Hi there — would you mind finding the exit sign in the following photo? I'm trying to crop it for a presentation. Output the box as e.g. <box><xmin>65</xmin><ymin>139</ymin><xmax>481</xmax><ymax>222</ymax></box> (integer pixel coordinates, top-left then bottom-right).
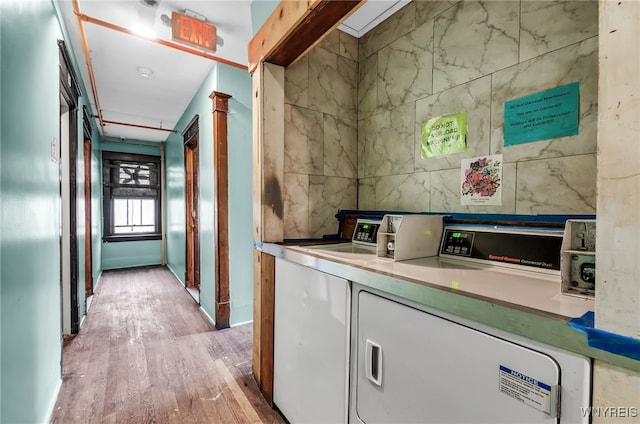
<box><xmin>171</xmin><ymin>12</ymin><xmax>217</xmax><ymax>53</ymax></box>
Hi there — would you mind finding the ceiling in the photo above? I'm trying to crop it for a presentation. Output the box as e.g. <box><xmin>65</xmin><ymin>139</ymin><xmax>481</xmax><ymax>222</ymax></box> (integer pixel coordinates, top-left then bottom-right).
<box><xmin>58</xmin><ymin>0</ymin><xmax>410</xmax><ymax>143</ymax></box>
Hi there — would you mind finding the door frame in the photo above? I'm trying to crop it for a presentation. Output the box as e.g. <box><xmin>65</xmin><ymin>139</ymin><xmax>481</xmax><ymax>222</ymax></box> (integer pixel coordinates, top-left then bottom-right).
<box><xmin>82</xmin><ymin>138</ymin><xmax>92</xmax><ymax>297</ymax></box>
<box><xmin>183</xmin><ymin>115</ymin><xmax>200</xmax><ymax>293</ymax></box>
<box><xmin>83</xmin><ymin>106</ymin><xmax>93</xmax><ymax>298</ymax></box>
<box><xmin>59</xmin><ymin>40</ymin><xmax>81</xmax><ymax>335</ymax></box>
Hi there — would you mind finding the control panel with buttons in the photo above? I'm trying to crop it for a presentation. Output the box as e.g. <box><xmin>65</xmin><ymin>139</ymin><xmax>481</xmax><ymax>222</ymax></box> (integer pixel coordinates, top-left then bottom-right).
<box><xmin>441</xmin><ymin>230</ymin><xmax>474</xmax><ymax>257</ymax></box>
<box><xmin>352</xmin><ymin>220</ymin><xmax>380</xmax><ymax>245</ymax></box>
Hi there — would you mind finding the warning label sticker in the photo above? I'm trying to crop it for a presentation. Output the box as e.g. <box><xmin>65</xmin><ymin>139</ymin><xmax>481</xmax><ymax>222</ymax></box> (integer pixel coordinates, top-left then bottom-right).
<box><xmin>499</xmin><ymin>365</ymin><xmax>556</xmax><ymax>415</ymax></box>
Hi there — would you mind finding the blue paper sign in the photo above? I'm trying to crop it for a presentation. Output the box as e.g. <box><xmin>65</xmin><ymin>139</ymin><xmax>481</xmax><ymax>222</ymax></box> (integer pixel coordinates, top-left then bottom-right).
<box><xmin>503</xmin><ymin>82</ymin><xmax>579</xmax><ymax>146</ymax></box>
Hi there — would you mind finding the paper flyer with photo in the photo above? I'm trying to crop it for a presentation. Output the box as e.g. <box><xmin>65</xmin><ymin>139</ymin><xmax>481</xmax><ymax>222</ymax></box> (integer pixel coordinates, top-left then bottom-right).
<box><xmin>460</xmin><ymin>154</ymin><xmax>503</xmax><ymax>206</ymax></box>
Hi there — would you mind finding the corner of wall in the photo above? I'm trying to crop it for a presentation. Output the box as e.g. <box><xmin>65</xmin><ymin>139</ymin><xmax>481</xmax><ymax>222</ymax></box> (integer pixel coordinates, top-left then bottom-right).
<box><xmin>166</xmin><ymin>263</ymin><xmax>186</xmax><ymax>288</ymax></box>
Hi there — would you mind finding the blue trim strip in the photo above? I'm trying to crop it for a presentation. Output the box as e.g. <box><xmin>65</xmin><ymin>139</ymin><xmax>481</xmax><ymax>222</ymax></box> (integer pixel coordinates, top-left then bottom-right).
<box><xmin>568</xmin><ymin>312</ymin><xmax>640</xmax><ymax>361</ymax></box>
<box><xmin>335</xmin><ymin>210</ymin><xmax>595</xmax><ymax>223</ymax></box>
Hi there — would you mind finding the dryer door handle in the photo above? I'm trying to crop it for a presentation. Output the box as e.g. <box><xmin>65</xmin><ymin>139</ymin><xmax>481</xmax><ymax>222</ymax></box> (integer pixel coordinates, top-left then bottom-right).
<box><xmin>365</xmin><ymin>339</ymin><xmax>382</xmax><ymax>387</ymax></box>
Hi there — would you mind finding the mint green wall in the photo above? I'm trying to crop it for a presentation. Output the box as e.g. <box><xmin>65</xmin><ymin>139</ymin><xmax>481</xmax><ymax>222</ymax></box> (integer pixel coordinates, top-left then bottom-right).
<box><xmin>219</xmin><ymin>65</ymin><xmax>255</xmax><ymax>325</ymax></box>
<box><xmin>91</xmin><ymin>126</ymin><xmax>103</xmax><ymax>288</ymax></box>
<box><xmin>1</xmin><ymin>1</ymin><xmax>64</xmax><ymax>422</ymax></box>
<box><xmin>102</xmin><ymin>240</ymin><xmax>162</xmax><ymax>270</ymax></box>
<box><xmin>166</xmin><ymin>68</ymin><xmax>217</xmax><ymax>314</ymax></box>
<box><xmin>250</xmin><ymin>0</ymin><xmax>279</xmax><ymax>35</ymax></box>
<box><xmin>100</xmin><ymin>141</ymin><xmax>163</xmax><ymax>270</ymax></box>
<box><xmin>0</xmin><ymin>0</ymin><xmax>100</xmax><ymax>420</ymax></box>
<box><xmin>165</xmin><ymin>129</ymin><xmax>187</xmax><ymax>283</ymax></box>
<box><xmin>165</xmin><ymin>63</ymin><xmax>254</xmax><ymax>325</ymax></box>
<box><xmin>51</xmin><ymin>0</ymin><xmax>103</xmax><ymax>305</ymax></box>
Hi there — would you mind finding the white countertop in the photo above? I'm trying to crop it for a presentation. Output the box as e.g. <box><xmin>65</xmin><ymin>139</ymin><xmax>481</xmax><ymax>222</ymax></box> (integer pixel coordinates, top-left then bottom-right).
<box><xmin>286</xmin><ymin>244</ymin><xmax>594</xmax><ymax>320</ymax></box>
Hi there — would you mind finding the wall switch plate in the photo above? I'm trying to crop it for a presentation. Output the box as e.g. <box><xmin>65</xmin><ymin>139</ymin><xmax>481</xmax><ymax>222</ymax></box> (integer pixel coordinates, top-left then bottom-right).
<box><xmin>51</xmin><ymin>137</ymin><xmax>58</xmax><ymax>163</ymax></box>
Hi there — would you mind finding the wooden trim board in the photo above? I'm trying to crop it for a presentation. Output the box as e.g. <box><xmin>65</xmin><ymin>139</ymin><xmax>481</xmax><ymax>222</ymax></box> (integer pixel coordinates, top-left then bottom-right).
<box><xmin>248</xmin><ymin>0</ymin><xmax>365</xmax><ymax>72</ymax></box>
<box><xmin>211</xmin><ymin>91</ymin><xmax>232</xmax><ymax>329</ymax></box>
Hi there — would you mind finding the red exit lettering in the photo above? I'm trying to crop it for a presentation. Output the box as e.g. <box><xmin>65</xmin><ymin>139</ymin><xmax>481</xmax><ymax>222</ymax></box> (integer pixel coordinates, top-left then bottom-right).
<box><xmin>171</xmin><ymin>12</ymin><xmax>217</xmax><ymax>52</ymax></box>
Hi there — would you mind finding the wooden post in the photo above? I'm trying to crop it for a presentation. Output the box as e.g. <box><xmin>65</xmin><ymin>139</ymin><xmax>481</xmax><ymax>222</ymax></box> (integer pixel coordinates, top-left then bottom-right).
<box><xmin>252</xmin><ymin>62</ymin><xmax>285</xmax><ymax>404</ymax></box>
<box><xmin>248</xmin><ymin>0</ymin><xmax>364</xmax><ymax>404</ymax></box>
<box><xmin>211</xmin><ymin>91</ymin><xmax>232</xmax><ymax>329</ymax></box>
<box><xmin>83</xmin><ymin>138</ymin><xmax>93</xmax><ymax>297</ymax></box>
<box><xmin>253</xmin><ymin>251</ymin><xmax>275</xmax><ymax>404</ymax></box>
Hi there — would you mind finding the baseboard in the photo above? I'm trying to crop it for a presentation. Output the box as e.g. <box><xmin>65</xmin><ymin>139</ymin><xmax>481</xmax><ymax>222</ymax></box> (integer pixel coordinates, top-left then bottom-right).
<box><xmin>167</xmin><ymin>264</ymin><xmax>186</xmax><ymax>287</ymax></box>
<box><xmin>93</xmin><ymin>269</ymin><xmax>103</xmax><ymax>291</ymax></box>
<box><xmin>44</xmin><ymin>377</ymin><xmax>63</xmax><ymax>424</ymax></box>
<box><xmin>102</xmin><ymin>261</ymin><xmax>162</xmax><ymax>271</ymax></box>
<box><xmin>231</xmin><ymin>319</ymin><xmax>253</xmax><ymax>328</ymax></box>
<box><xmin>200</xmin><ymin>306</ymin><xmax>216</xmax><ymax>327</ymax></box>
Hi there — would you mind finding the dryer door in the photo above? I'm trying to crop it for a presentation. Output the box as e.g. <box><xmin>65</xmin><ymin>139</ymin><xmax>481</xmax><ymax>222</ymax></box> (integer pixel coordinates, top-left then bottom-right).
<box><xmin>354</xmin><ymin>291</ymin><xmax>561</xmax><ymax>424</ymax></box>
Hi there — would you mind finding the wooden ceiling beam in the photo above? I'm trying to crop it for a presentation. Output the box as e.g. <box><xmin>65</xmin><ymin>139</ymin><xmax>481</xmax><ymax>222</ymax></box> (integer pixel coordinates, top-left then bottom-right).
<box><xmin>248</xmin><ymin>0</ymin><xmax>365</xmax><ymax>73</ymax></box>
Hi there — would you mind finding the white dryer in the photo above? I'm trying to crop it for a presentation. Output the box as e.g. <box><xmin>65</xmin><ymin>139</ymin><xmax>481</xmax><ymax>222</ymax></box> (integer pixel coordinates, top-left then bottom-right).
<box><xmin>349</xmin><ymin>285</ymin><xmax>591</xmax><ymax>424</ymax></box>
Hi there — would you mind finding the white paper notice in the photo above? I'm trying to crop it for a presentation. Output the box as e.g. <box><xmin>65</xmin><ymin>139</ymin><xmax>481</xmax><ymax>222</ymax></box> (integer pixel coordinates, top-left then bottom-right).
<box><xmin>499</xmin><ymin>365</ymin><xmax>557</xmax><ymax>416</ymax></box>
<box><xmin>461</xmin><ymin>154</ymin><xmax>503</xmax><ymax>206</ymax></box>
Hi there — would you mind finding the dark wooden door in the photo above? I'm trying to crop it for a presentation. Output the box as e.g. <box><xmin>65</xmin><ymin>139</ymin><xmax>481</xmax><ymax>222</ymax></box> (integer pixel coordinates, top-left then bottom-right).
<box><xmin>184</xmin><ymin>116</ymin><xmax>200</xmax><ymax>291</ymax></box>
<box><xmin>83</xmin><ymin>138</ymin><xmax>93</xmax><ymax>297</ymax></box>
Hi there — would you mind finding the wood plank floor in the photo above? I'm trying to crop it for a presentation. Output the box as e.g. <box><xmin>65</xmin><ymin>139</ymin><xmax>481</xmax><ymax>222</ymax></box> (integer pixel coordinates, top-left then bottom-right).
<box><xmin>51</xmin><ymin>266</ymin><xmax>284</xmax><ymax>424</ymax></box>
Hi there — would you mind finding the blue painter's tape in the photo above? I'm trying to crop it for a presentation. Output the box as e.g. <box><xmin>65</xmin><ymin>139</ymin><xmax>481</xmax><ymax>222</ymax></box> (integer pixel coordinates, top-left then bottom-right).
<box><xmin>254</xmin><ymin>241</ymin><xmax>263</xmax><ymax>251</ymax></box>
<box><xmin>568</xmin><ymin>311</ymin><xmax>640</xmax><ymax>361</ymax></box>
<box><xmin>567</xmin><ymin>311</ymin><xmax>595</xmax><ymax>330</ymax></box>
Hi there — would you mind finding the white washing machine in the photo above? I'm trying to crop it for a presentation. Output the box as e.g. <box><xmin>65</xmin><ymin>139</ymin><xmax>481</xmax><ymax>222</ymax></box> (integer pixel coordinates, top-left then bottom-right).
<box><xmin>349</xmin><ymin>285</ymin><xmax>591</xmax><ymax>424</ymax></box>
<box><xmin>274</xmin><ymin>258</ymin><xmax>351</xmax><ymax>424</ymax></box>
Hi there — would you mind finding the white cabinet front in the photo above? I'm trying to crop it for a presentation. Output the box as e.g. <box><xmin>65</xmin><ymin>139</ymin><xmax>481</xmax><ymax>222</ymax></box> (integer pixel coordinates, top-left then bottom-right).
<box><xmin>274</xmin><ymin>258</ymin><xmax>350</xmax><ymax>423</ymax></box>
<box><xmin>353</xmin><ymin>291</ymin><xmax>563</xmax><ymax>424</ymax></box>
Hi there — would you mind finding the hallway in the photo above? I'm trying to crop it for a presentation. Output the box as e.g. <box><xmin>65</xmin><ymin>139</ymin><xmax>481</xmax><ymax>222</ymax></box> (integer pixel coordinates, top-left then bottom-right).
<box><xmin>50</xmin><ymin>267</ymin><xmax>283</xmax><ymax>423</ymax></box>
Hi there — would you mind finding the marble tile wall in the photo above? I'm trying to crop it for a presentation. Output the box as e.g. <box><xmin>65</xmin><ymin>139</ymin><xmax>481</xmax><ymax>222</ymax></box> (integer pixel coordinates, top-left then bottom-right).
<box><xmin>283</xmin><ymin>0</ymin><xmax>598</xmax><ymax>238</ymax></box>
<box><xmin>284</xmin><ymin>30</ymin><xmax>359</xmax><ymax>238</ymax></box>
<box><xmin>358</xmin><ymin>0</ymin><xmax>598</xmax><ymax>215</ymax></box>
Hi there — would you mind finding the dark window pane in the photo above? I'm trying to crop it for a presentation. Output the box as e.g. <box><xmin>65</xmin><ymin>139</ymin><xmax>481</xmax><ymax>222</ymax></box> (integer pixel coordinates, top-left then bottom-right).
<box><xmin>102</xmin><ymin>151</ymin><xmax>161</xmax><ymax>241</ymax></box>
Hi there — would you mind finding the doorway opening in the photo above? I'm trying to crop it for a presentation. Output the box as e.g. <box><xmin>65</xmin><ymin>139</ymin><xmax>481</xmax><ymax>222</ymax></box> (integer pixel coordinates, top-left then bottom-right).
<box><xmin>183</xmin><ymin>115</ymin><xmax>200</xmax><ymax>303</ymax></box>
<box><xmin>83</xmin><ymin>107</ymin><xmax>94</xmax><ymax>309</ymax></box>
<box><xmin>59</xmin><ymin>40</ymin><xmax>80</xmax><ymax>335</ymax></box>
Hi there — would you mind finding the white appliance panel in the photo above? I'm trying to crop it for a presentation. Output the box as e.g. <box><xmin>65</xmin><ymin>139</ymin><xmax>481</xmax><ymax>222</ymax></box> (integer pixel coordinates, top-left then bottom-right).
<box><xmin>355</xmin><ymin>291</ymin><xmax>564</xmax><ymax>424</ymax></box>
<box><xmin>274</xmin><ymin>258</ymin><xmax>350</xmax><ymax>423</ymax></box>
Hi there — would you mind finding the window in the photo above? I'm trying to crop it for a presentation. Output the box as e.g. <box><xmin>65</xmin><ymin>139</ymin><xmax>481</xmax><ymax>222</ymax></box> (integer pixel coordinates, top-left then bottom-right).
<box><xmin>102</xmin><ymin>151</ymin><xmax>161</xmax><ymax>242</ymax></box>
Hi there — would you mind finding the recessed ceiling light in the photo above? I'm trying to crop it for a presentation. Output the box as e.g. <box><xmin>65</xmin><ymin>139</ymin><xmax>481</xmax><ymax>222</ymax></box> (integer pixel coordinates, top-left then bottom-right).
<box><xmin>131</xmin><ymin>24</ymin><xmax>157</xmax><ymax>39</ymax></box>
<box><xmin>136</xmin><ymin>66</ymin><xmax>155</xmax><ymax>78</ymax></box>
